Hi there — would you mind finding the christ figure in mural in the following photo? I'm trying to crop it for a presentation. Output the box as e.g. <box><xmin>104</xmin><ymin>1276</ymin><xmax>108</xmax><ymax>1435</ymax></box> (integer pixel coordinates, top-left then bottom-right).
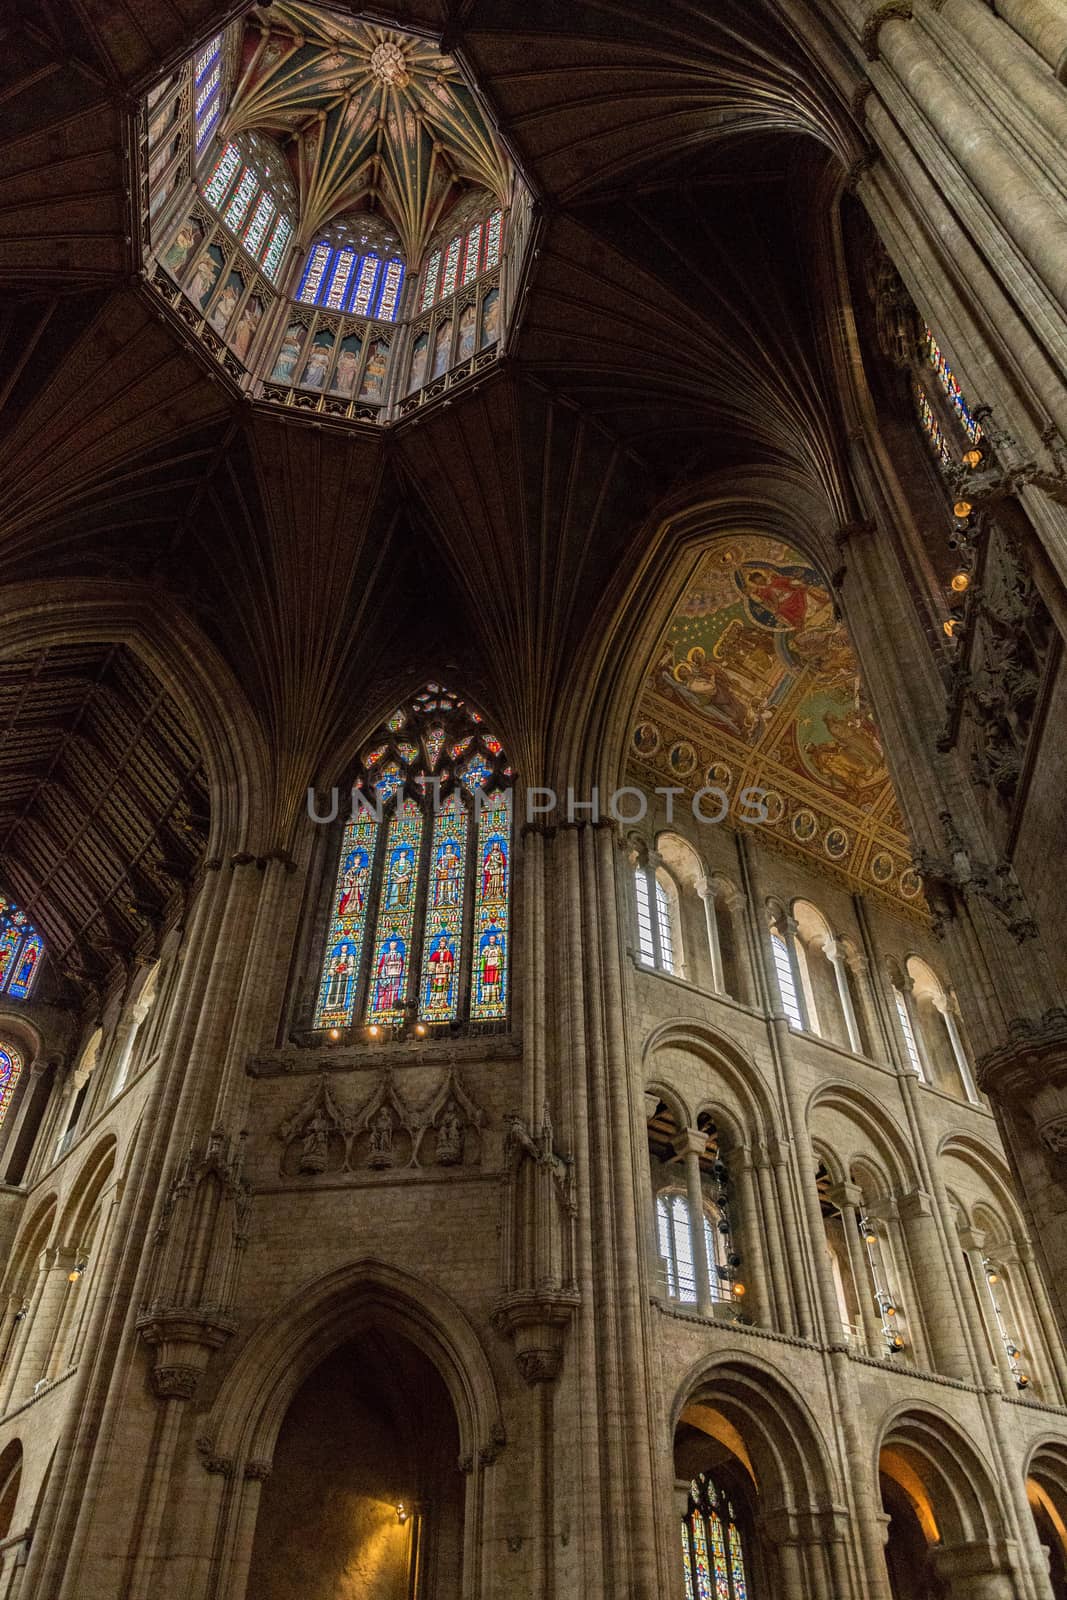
<box><xmin>482</xmin><ymin>839</ymin><xmax>507</xmax><ymax>901</ymax></box>
<box><xmin>479</xmin><ymin>931</ymin><xmax>503</xmax><ymax>1008</ymax></box>
<box><xmin>374</xmin><ymin>939</ymin><xmax>405</xmax><ymax>1011</ymax></box>
<box><xmin>426</xmin><ymin>933</ymin><xmax>455</xmax><ymax>1012</ymax></box>
<box><xmin>433</xmin><ymin>842</ymin><xmax>461</xmax><ymax>907</ymax></box>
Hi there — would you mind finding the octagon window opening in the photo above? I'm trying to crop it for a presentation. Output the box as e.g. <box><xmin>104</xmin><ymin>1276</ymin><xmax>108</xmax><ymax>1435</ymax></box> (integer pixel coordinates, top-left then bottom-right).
<box><xmin>314</xmin><ymin>687</ymin><xmax>514</xmax><ymax>1033</ymax></box>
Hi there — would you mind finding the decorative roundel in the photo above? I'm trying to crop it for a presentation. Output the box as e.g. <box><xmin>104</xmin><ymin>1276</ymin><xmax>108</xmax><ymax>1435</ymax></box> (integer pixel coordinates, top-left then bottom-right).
<box><xmin>871</xmin><ymin>851</ymin><xmax>895</xmax><ymax>884</ymax></box>
<box><xmin>824</xmin><ymin>827</ymin><xmax>850</xmax><ymax>859</ymax></box>
<box><xmin>761</xmin><ymin>790</ymin><xmax>785</xmax><ymax>825</ymax></box>
<box><xmin>899</xmin><ymin>867</ymin><xmax>923</xmax><ymax>899</ymax></box>
<box><xmin>791</xmin><ymin>809</ymin><xmax>817</xmax><ymax>842</ymax></box>
<box><xmin>707</xmin><ymin>761</ymin><xmax>732</xmax><ymax>791</ymax></box>
<box><xmin>632</xmin><ymin>721</ymin><xmax>661</xmax><ymax>756</ymax></box>
<box><xmin>668</xmin><ymin>742</ymin><xmax>697</xmax><ymax>777</ymax></box>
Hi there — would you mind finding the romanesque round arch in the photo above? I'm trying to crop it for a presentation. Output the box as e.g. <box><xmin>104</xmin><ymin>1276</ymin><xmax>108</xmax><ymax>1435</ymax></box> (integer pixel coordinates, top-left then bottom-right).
<box><xmin>644</xmin><ymin>1019</ymin><xmax>781</xmax><ymax>1147</ymax></box>
<box><xmin>806</xmin><ymin>1079</ymin><xmax>918</xmax><ymax>1196</ymax></box>
<box><xmin>875</xmin><ymin>1401</ymin><xmax>1008</xmax><ymax>1548</ymax></box>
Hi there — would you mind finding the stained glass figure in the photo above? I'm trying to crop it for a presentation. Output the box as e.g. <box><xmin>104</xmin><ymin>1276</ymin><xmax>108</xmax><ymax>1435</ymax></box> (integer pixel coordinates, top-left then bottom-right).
<box><xmin>419</xmin><ymin>795</ymin><xmax>468</xmax><ymax>1021</ymax></box>
<box><xmin>397</xmin><ymin>741</ymin><xmax>419</xmax><ymax>765</ymax></box>
<box><xmin>450</xmin><ymin>737</ymin><xmax>472</xmax><ymax>759</ymax></box>
<box><xmin>471</xmin><ymin>793</ymin><xmax>510</xmax><ymax>1020</ymax></box>
<box><xmin>425</xmin><ymin>725</ymin><xmax>446</xmax><ymax>767</ymax></box>
<box><xmin>375</xmin><ymin>762</ymin><xmax>404</xmax><ymax>803</ymax></box>
<box><xmin>681</xmin><ymin>1475</ymin><xmax>749</xmax><ymax>1600</ymax></box>
<box><xmin>914</xmin><ymin>384</ymin><xmax>952</xmax><ymax>472</ymax></box>
<box><xmin>0</xmin><ymin>924</ymin><xmax>22</xmax><ymax>991</ymax></box>
<box><xmin>0</xmin><ymin>897</ymin><xmax>43</xmax><ymax>1000</ymax></box>
<box><xmin>314</xmin><ymin>815</ymin><xmax>379</xmax><ymax>1027</ymax></box>
<box><xmin>7</xmin><ymin>935</ymin><xmax>42</xmax><ymax>1001</ymax></box>
<box><xmin>0</xmin><ymin>1045</ymin><xmax>22</xmax><ymax>1129</ymax></box>
<box><xmin>366</xmin><ymin>798</ymin><xmax>423</xmax><ymax>1022</ymax></box>
<box><xmin>364</xmin><ymin>745</ymin><xmax>387</xmax><ymax>767</ymax></box>
<box><xmin>386</xmin><ymin>709</ymin><xmax>406</xmax><ymax>731</ymax></box>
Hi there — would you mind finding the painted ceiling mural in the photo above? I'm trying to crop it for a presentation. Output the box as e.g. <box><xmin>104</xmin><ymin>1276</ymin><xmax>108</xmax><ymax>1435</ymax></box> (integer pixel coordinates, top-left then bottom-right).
<box><xmin>225</xmin><ymin>3</ymin><xmax>513</xmax><ymax>258</ymax></box>
<box><xmin>629</xmin><ymin>538</ymin><xmax>924</xmax><ymax>911</ymax></box>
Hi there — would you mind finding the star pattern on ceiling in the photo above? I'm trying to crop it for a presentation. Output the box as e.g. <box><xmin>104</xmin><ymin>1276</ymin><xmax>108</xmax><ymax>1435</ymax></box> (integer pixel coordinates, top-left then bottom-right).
<box><xmin>628</xmin><ymin>539</ymin><xmax>924</xmax><ymax>912</ymax></box>
<box><xmin>224</xmin><ymin>3</ymin><xmax>513</xmax><ymax>259</ymax></box>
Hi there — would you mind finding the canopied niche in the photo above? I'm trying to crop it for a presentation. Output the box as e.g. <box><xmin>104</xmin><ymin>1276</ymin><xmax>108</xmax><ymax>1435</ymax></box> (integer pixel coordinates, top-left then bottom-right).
<box><xmin>246</xmin><ymin>1331</ymin><xmax>462</xmax><ymax>1600</ymax></box>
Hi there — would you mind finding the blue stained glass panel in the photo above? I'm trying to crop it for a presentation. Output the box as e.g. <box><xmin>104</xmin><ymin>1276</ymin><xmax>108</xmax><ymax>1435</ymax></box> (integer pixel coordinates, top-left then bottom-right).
<box><xmin>314</xmin><ymin>814</ymin><xmax>379</xmax><ymax>1027</ymax></box>
<box><xmin>367</xmin><ymin>799</ymin><xmax>423</xmax><ymax>1022</ymax></box>
<box><xmin>419</xmin><ymin>796</ymin><xmax>468</xmax><ymax>1022</ymax></box>
<box><xmin>0</xmin><ymin>925</ymin><xmax>21</xmax><ymax>992</ymax></box>
<box><xmin>325</xmin><ymin>247</ymin><xmax>358</xmax><ymax>310</ymax></box>
<box><xmin>375</xmin><ymin>259</ymin><xmax>405</xmax><ymax>322</ymax></box>
<box><xmin>297</xmin><ymin>242</ymin><xmax>332</xmax><ymax>304</ymax></box>
<box><xmin>470</xmin><ymin>794</ymin><xmax>510</xmax><ymax>1020</ymax></box>
<box><xmin>195</xmin><ymin>34</ymin><xmax>222</xmax><ymax>83</ymax></box>
<box><xmin>7</xmin><ymin>933</ymin><xmax>42</xmax><ymax>1001</ymax></box>
<box><xmin>349</xmin><ymin>254</ymin><xmax>381</xmax><ymax>318</ymax></box>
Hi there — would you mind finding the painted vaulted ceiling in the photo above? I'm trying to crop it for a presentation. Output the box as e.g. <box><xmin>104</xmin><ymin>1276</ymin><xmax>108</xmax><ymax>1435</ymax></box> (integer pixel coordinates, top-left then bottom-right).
<box><xmin>225</xmin><ymin>3</ymin><xmax>513</xmax><ymax>257</ymax></box>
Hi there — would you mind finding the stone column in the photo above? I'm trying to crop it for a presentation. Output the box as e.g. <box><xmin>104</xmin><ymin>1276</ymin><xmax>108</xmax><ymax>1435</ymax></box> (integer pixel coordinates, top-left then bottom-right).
<box><xmin>931</xmin><ymin>1539</ymin><xmax>1030</xmax><ymax>1599</ymax></box>
<box><xmin>673</xmin><ymin>1129</ymin><xmax>713</xmax><ymax>1316</ymax></box>
<box><xmin>828</xmin><ymin>1183</ymin><xmax>885</xmax><ymax>1356</ymax></box>
<box><xmin>696</xmin><ymin>881</ymin><xmax>725</xmax><ymax>994</ymax></box>
<box><xmin>725</xmin><ymin>1144</ymin><xmax>770</xmax><ymax>1328</ymax></box>
<box><xmin>900</xmin><ymin>1191</ymin><xmax>974</xmax><ymax>1380</ymax></box>
<box><xmin>1013</xmin><ymin>1237</ymin><xmax>1067</xmax><ymax>1399</ymax></box>
<box><xmin>823</xmin><ymin>939</ymin><xmax>863</xmax><ymax>1054</ymax></box>
<box><xmin>990</xmin><ymin>0</ymin><xmax>1067</xmax><ymax>79</ymax></box>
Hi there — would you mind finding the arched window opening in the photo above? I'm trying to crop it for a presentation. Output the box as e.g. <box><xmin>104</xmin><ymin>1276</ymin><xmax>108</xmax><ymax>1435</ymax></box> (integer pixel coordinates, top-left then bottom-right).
<box><xmin>633</xmin><ymin>863</ymin><xmax>682</xmax><ymax>978</ymax></box>
<box><xmin>296</xmin><ymin>215</ymin><xmax>407</xmax><ymax>323</ymax></box>
<box><xmin>681</xmin><ymin>1472</ymin><xmax>751</xmax><ymax>1600</ymax></box>
<box><xmin>53</xmin><ymin>1029</ymin><xmax>101</xmax><ymax>1164</ymax></box>
<box><xmin>770</xmin><ymin>926</ymin><xmax>803</xmax><ymax>1030</ymax></box>
<box><xmin>893</xmin><ymin>987</ymin><xmax>926</xmax><ymax>1080</ymax></box>
<box><xmin>419</xmin><ymin>207</ymin><xmax>504</xmax><ymax>311</ymax></box>
<box><xmin>817</xmin><ymin>1164</ymin><xmax>863</xmax><ymax>1346</ymax></box>
<box><xmin>0</xmin><ymin>1045</ymin><xmax>22</xmax><ymax>1131</ymax></box>
<box><xmin>647</xmin><ymin>1104</ymin><xmax>743</xmax><ymax>1315</ymax></box>
<box><xmin>0</xmin><ymin>1441</ymin><xmax>22</xmax><ymax>1545</ymax></box>
<box><xmin>980</xmin><ymin>1256</ymin><xmax>1031</xmax><ymax>1390</ymax></box>
<box><xmin>0</xmin><ymin>895</ymin><xmax>44</xmax><ymax>1002</ymax></box>
<box><xmin>200</xmin><ymin>132</ymin><xmax>296</xmax><ymax>284</ymax></box>
<box><xmin>313</xmin><ymin>686</ymin><xmax>513</xmax><ymax>1036</ymax></box>
<box><xmin>1027</xmin><ymin>1456</ymin><xmax>1067</xmax><ymax>1600</ymax></box>
<box><xmin>792</xmin><ymin>901</ymin><xmax>862</xmax><ymax>1053</ymax></box>
<box><xmin>906</xmin><ymin>957</ymin><xmax>978</xmax><ymax>1103</ymax></box>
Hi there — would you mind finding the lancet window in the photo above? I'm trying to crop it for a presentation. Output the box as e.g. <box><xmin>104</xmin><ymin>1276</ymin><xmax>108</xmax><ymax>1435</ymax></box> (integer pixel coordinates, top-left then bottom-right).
<box><xmin>681</xmin><ymin>1472</ymin><xmax>750</xmax><ymax>1600</ymax></box>
<box><xmin>314</xmin><ymin>687</ymin><xmax>513</xmax><ymax>1033</ymax></box>
<box><xmin>0</xmin><ymin>898</ymin><xmax>42</xmax><ymax>1001</ymax></box>
<box><xmin>419</xmin><ymin>210</ymin><xmax>504</xmax><ymax>310</ymax></box>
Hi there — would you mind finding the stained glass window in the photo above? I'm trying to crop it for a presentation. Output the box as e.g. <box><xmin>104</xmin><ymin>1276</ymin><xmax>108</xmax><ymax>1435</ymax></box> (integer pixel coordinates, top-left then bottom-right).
<box><xmin>924</xmin><ymin>328</ymin><xmax>982</xmax><ymax>444</ymax></box>
<box><xmin>682</xmin><ymin>1476</ymin><xmax>749</xmax><ymax>1600</ymax></box>
<box><xmin>298</xmin><ymin>243</ymin><xmax>332</xmax><ymax>304</ymax></box>
<box><xmin>914</xmin><ymin>384</ymin><xmax>952</xmax><ymax>472</ymax></box>
<box><xmin>485</xmin><ymin>209</ymin><xmax>503</xmax><ymax>269</ymax></box>
<box><xmin>194</xmin><ymin>33</ymin><xmax>224</xmax><ymax>151</ymax></box>
<box><xmin>461</xmin><ymin>222</ymin><xmax>483</xmax><ymax>285</ymax></box>
<box><xmin>314</xmin><ymin>688</ymin><xmax>513</xmax><ymax>1031</ymax></box>
<box><xmin>261</xmin><ymin>213</ymin><xmax>293</xmax><ymax>282</ymax></box>
<box><xmin>204</xmin><ymin>141</ymin><xmax>241</xmax><ymax>207</ymax></box>
<box><xmin>222</xmin><ymin>166</ymin><xmax>258</xmax><ymax>233</ymax></box>
<box><xmin>440</xmin><ymin>234</ymin><xmax>462</xmax><ymax>300</ymax></box>
<box><xmin>0</xmin><ymin>897</ymin><xmax>43</xmax><ymax>1000</ymax></box>
<box><xmin>0</xmin><ymin>1045</ymin><xmax>22</xmax><ymax>1130</ymax></box>
<box><xmin>293</xmin><ymin>242</ymin><xmax>405</xmax><ymax>320</ymax></box>
<box><xmin>376</xmin><ymin>259</ymin><xmax>405</xmax><ymax>322</ymax></box>
<box><xmin>350</xmin><ymin>254</ymin><xmax>381</xmax><ymax>317</ymax></box>
<box><xmin>325</xmin><ymin>247</ymin><xmax>358</xmax><ymax>311</ymax></box>
<box><xmin>421</xmin><ymin>249</ymin><xmax>442</xmax><ymax>309</ymax></box>
<box><xmin>241</xmin><ymin>190</ymin><xmax>276</xmax><ymax>259</ymax></box>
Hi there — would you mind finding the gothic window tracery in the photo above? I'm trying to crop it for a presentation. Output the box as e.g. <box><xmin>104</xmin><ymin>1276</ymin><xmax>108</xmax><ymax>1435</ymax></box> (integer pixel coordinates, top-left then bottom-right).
<box><xmin>199</xmin><ymin>134</ymin><xmax>296</xmax><ymax>284</ymax></box>
<box><xmin>681</xmin><ymin>1472</ymin><xmax>750</xmax><ymax>1599</ymax></box>
<box><xmin>314</xmin><ymin>687</ymin><xmax>513</xmax><ymax>1033</ymax></box>
<box><xmin>0</xmin><ymin>897</ymin><xmax>43</xmax><ymax>1002</ymax></box>
<box><xmin>295</xmin><ymin>218</ymin><xmax>406</xmax><ymax>322</ymax></box>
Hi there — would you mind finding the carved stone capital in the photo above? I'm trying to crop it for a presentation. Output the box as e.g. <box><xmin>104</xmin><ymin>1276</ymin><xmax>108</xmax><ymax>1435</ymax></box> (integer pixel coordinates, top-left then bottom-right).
<box><xmin>196</xmin><ymin>1437</ymin><xmax>235</xmax><ymax>1476</ymax></box>
<box><xmin>977</xmin><ymin>1010</ymin><xmax>1067</xmax><ymax>1160</ymax></box>
<box><xmin>491</xmin><ymin>1288</ymin><xmax>581</xmax><ymax>1385</ymax></box>
<box><xmin>151</xmin><ymin>1364</ymin><xmax>200</xmax><ymax>1401</ymax></box>
<box><xmin>244</xmin><ymin>1459</ymin><xmax>273</xmax><ymax>1482</ymax></box>
<box><xmin>863</xmin><ymin>1</ymin><xmax>913</xmax><ymax>60</ymax></box>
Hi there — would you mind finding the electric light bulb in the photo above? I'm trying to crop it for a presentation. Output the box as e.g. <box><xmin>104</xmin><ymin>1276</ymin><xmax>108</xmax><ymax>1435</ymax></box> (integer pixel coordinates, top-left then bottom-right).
<box><xmin>733</xmin><ymin>1282</ymin><xmax>746</xmax><ymax>1298</ymax></box>
<box><xmin>953</xmin><ymin>500</ymin><xmax>972</xmax><ymax>519</ymax></box>
<box><xmin>950</xmin><ymin>573</ymin><xmax>969</xmax><ymax>592</ymax></box>
<box><xmin>328</xmin><ymin>1027</ymin><xmax>341</xmax><ymax>1042</ymax></box>
<box><xmin>962</xmin><ymin>448</ymin><xmax>983</xmax><ymax>468</ymax></box>
<box><xmin>943</xmin><ymin>620</ymin><xmax>958</xmax><ymax>638</ymax></box>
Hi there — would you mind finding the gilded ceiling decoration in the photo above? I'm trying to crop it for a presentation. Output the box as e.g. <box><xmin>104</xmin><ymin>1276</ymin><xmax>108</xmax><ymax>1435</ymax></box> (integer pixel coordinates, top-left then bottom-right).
<box><xmin>628</xmin><ymin>538</ymin><xmax>924</xmax><ymax>910</ymax></box>
<box><xmin>224</xmin><ymin>3</ymin><xmax>513</xmax><ymax>258</ymax></box>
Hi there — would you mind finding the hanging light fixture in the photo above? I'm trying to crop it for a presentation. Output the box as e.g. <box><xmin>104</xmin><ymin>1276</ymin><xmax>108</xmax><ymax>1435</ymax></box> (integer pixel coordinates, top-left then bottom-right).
<box><xmin>953</xmin><ymin>499</ymin><xmax>973</xmax><ymax>519</ymax></box>
<box><xmin>950</xmin><ymin>573</ymin><xmax>970</xmax><ymax>592</ymax></box>
<box><xmin>962</xmin><ymin>447</ymin><xmax>983</xmax><ymax>468</ymax></box>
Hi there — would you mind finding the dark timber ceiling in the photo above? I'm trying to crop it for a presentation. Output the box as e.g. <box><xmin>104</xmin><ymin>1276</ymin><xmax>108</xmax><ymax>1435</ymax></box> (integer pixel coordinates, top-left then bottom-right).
<box><xmin>0</xmin><ymin>0</ymin><xmax>889</xmax><ymax>997</ymax></box>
